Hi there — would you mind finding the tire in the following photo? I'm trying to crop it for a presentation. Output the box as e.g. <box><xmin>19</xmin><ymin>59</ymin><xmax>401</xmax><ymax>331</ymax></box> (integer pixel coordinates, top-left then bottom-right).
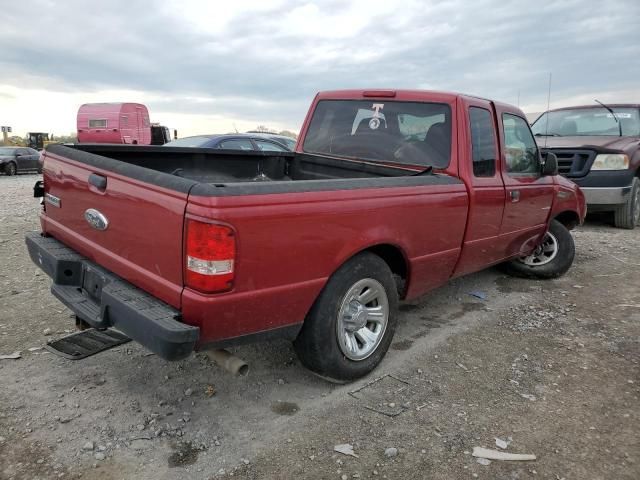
<box><xmin>4</xmin><ymin>162</ymin><xmax>17</xmax><ymax>176</ymax></box>
<box><xmin>613</xmin><ymin>177</ymin><xmax>639</xmax><ymax>229</ymax></box>
<box><xmin>294</xmin><ymin>252</ymin><xmax>399</xmax><ymax>382</ymax></box>
<box><xmin>500</xmin><ymin>219</ymin><xmax>575</xmax><ymax>279</ymax></box>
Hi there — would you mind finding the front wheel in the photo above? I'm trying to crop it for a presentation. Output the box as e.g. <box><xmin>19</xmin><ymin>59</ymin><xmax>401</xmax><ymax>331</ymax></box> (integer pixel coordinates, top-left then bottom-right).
<box><xmin>613</xmin><ymin>177</ymin><xmax>639</xmax><ymax>229</ymax></box>
<box><xmin>294</xmin><ymin>252</ymin><xmax>399</xmax><ymax>382</ymax></box>
<box><xmin>500</xmin><ymin>219</ymin><xmax>575</xmax><ymax>279</ymax></box>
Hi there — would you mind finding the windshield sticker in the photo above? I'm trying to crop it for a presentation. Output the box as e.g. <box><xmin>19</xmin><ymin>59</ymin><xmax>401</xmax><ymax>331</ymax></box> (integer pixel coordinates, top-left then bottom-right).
<box><xmin>594</xmin><ymin>112</ymin><xmax>633</xmax><ymax>119</ymax></box>
<box><xmin>369</xmin><ymin>103</ymin><xmax>384</xmax><ymax>130</ymax></box>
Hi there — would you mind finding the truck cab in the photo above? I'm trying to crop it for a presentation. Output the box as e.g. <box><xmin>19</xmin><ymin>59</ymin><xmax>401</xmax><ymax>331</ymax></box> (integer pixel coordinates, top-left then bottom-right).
<box><xmin>531</xmin><ymin>104</ymin><xmax>640</xmax><ymax>228</ymax></box>
<box><xmin>150</xmin><ymin>124</ymin><xmax>173</xmax><ymax>145</ymax></box>
<box><xmin>27</xmin><ymin>132</ymin><xmax>50</xmax><ymax>150</ymax></box>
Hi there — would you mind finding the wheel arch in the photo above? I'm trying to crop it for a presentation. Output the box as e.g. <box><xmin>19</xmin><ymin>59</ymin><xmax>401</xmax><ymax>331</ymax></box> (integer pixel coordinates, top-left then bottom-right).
<box><xmin>554</xmin><ymin>210</ymin><xmax>580</xmax><ymax>230</ymax></box>
<box><xmin>342</xmin><ymin>243</ymin><xmax>410</xmax><ymax>299</ymax></box>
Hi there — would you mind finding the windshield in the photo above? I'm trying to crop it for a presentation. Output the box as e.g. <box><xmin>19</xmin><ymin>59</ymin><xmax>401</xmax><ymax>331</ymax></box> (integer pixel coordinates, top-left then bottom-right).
<box><xmin>531</xmin><ymin>107</ymin><xmax>640</xmax><ymax>137</ymax></box>
<box><xmin>254</xmin><ymin>135</ymin><xmax>295</xmax><ymax>150</ymax></box>
<box><xmin>275</xmin><ymin>137</ymin><xmax>296</xmax><ymax>149</ymax></box>
<box><xmin>303</xmin><ymin>100</ymin><xmax>452</xmax><ymax>168</ymax></box>
<box><xmin>164</xmin><ymin>136</ymin><xmax>213</xmax><ymax>147</ymax></box>
<box><xmin>0</xmin><ymin>147</ymin><xmax>17</xmax><ymax>155</ymax></box>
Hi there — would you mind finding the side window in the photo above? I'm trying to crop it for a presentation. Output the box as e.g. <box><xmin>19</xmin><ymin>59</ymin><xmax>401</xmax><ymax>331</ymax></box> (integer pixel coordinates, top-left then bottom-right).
<box><xmin>217</xmin><ymin>139</ymin><xmax>254</xmax><ymax>150</ymax></box>
<box><xmin>502</xmin><ymin>114</ymin><xmax>539</xmax><ymax>176</ymax></box>
<box><xmin>255</xmin><ymin>140</ymin><xmax>287</xmax><ymax>152</ymax></box>
<box><xmin>469</xmin><ymin>107</ymin><xmax>497</xmax><ymax>177</ymax></box>
<box><xmin>89</xmin><ymin>119</ymin><xmax>107</xmax><ymax>128</ymax></box>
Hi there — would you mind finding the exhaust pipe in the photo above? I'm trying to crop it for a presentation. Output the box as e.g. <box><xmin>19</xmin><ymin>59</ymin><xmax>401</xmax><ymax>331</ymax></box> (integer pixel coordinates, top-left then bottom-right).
<box><xmin>206</xmin><ymin>349</ymin><xmax>249</xmax><ymax>376</ymax></box>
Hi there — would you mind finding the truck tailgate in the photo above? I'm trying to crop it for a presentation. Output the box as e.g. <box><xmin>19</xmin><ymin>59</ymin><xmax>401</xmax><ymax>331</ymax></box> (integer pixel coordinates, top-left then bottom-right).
<box><xmin>40</xmin><ymin>148</ymin><xmax>192</xmax><ymax>308</ymax></box>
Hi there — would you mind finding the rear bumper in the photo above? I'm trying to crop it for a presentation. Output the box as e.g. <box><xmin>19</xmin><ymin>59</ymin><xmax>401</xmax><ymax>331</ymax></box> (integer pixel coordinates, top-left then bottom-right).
<box><xmin>25</xmin><ymin>232</ymin><xmax>199</xmax><ymax>360</ymax></box>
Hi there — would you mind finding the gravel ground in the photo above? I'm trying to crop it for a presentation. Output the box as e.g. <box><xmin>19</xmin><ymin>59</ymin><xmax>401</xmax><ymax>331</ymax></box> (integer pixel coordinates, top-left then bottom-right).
<box><xmin>0</xmin><ymin>173</ymin><xmax>638</xmax><ymax>480</ymax></box>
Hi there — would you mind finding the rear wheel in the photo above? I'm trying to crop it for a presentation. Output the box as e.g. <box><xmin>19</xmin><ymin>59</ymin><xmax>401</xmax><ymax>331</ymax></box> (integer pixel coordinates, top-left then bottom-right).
<box><xmin>4</xmin><ymin>162</ymin><xmax>17</xmax><ymax>176</ymax></box>
<box><xmin>613</xmin><ymin>177</ymin><xmax>639</xmax><ymax>229</ymax></box>
<box><xmin>294</xmin><ymin>252</ymin><xmax>398</xmax><ymax>382</ymax></box>
<box><xmin>500</xmin><ymin>219</ymin><xmax>575</xmax><ymax>279</ymax></box>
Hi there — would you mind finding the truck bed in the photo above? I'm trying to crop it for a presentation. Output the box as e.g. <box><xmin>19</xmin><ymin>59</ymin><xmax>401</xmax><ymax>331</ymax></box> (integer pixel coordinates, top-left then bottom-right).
<box><xmin>63</xmin><ymin>144</ymin><xmax>426</xmax><ymax>188</ymax></box>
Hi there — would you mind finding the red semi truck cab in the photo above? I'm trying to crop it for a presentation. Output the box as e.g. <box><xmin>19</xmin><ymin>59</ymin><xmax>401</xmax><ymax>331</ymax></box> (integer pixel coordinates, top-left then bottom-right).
<box><xmin>27</xmin><ymin>90</ymin><xmax>585</xmax><ymax>381</ymax></box>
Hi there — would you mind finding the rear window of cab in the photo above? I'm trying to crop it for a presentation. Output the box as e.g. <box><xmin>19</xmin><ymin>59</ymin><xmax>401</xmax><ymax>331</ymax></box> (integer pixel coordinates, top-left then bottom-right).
<box><xmin>303</xmin><ymin>100</ymin><xmax>452</xmax><ymax>168</ymax></box>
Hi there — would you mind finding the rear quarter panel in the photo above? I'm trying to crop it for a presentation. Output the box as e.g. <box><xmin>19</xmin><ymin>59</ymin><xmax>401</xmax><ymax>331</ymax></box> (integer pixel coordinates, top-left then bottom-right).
<box><xmin>182</xmin><ymin>182</ymin><xmax>468</xmax><ymax>344</ymax></box>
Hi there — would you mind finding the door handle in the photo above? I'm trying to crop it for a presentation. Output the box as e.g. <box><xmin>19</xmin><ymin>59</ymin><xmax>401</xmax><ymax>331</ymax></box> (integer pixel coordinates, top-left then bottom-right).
<box><xmin>88</xmin><ymin>173</ymin><xmax>107</xmax><ymax>190</ymax></box>
<box><xmin>510</xmin><ymin>190</ymin><xmax>520</xmax><ymax>202</ymax></box>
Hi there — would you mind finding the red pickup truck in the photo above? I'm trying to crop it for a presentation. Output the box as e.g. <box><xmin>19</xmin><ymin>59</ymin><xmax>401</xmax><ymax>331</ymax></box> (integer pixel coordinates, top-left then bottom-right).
<box><xmin>26</xmin><ymin>90</ymin><xmax>586</xmax><ymax>381</ymax></box>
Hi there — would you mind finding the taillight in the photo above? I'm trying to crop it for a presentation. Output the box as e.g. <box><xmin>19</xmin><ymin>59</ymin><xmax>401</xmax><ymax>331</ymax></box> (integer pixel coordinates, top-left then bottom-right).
<box><xmin>185</xmin><ymin>219</ymin><xmax>235</xmax><ymax>293</ymax></box>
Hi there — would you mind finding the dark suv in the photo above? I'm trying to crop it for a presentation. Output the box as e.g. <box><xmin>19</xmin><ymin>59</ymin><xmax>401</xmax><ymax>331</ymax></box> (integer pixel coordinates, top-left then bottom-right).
<box><xmin>532</xmin><ymin>104</ymin><xmax>640</xmax><ymax>228</ymax></box>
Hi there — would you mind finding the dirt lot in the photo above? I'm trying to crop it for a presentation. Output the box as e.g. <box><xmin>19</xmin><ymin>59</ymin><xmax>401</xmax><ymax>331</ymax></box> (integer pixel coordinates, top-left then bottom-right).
<box><xmin>1</xmin><ymin>174</ymin><xmax>638</xmax><ymax>480</ymax></box>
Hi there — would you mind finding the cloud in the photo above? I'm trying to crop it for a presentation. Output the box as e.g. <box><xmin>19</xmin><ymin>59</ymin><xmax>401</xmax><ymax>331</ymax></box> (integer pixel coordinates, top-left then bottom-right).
<box><xmin>0</xmin><ymin>0</ymin><xmax>638</xmax><ymax>135</ymax></box>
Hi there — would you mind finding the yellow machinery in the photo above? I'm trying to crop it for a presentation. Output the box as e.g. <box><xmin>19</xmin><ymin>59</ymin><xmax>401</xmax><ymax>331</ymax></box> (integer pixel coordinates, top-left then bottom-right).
<box><xmin>27</xmin><ymin>132</ymin><xmax>50</xmax><ymax>150</ymax></box>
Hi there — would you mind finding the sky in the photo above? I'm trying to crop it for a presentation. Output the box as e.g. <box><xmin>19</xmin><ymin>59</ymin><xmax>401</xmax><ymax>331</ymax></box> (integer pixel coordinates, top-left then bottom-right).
<box><xmin>1</xmin><ymin>0</ymin><xmax>639</xmax><ymax>137</ymax></box>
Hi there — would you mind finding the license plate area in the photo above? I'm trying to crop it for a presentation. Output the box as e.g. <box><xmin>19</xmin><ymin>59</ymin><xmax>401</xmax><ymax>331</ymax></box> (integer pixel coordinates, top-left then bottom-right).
<box><xmin>82</xmin><ymin>265</ymin><xmax>109</xmax><ymax>302</ymax></box>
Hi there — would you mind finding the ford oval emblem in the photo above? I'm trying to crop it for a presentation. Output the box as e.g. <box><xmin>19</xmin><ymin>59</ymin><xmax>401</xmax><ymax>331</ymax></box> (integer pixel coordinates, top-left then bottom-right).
<box><xmin>84</xmin><ymin>208</ymin><xmax>109</xmax><ymax>231</ymax></box>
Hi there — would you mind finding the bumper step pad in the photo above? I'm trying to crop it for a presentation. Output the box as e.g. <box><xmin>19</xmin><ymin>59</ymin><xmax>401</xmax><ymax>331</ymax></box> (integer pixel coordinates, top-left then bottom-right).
<box><xmin>45</xmin><ymin>328</ymin><xmax>131</xmax><ymax>360</ymax></box>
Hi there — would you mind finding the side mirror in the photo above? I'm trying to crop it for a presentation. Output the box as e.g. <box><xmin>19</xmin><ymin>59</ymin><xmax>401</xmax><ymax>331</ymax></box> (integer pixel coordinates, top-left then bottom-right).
<box><xmin>541</xmin><ymin>151</ymin><xmax>558</xmax><ymax>176</ymax></box>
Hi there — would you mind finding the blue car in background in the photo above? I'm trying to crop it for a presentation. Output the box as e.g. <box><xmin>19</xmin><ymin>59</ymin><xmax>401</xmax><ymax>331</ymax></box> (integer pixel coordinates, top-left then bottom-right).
<box><xmin>245</xmin><ymin>132</ymin><xmax>297</xmax><ymax>150</ymax></box>
<box><xmin>164</xmin><ymin>133</ymin><xmax>293</xmax><ymax>151</ymax></box>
